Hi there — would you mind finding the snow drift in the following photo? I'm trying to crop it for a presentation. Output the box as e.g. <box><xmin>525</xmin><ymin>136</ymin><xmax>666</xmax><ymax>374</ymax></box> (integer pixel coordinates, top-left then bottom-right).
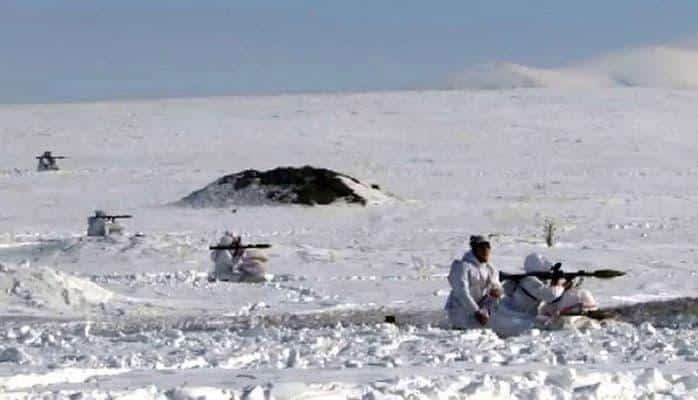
<box><xmin>0</xmin><ymin>263</ymin><xmax>115</xmax><ymax>315</ymax></box>
<box><xmin>441</xmin><ymin>46</ymin><xmax>698</xmax><ymax>90</ymax></box>
<box><xmin>177</xmin><ymin>166</ymin><xmax>391</xmax><ymax>207</ymax></box>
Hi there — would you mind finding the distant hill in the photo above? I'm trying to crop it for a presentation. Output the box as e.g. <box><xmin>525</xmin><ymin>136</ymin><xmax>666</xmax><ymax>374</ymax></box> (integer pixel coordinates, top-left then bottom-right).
<box><xmin>439</xmin><ymin>47</ymin><xmax>698</xmax><ymax>90</ymax></box>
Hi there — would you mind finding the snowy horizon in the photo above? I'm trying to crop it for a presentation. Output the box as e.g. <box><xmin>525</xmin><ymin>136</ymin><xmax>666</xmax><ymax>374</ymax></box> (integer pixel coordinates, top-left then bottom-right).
<box><xmin>2</xmin><ymin>1</ymin><xmax>698</xmax><ymax>103</ymax></box>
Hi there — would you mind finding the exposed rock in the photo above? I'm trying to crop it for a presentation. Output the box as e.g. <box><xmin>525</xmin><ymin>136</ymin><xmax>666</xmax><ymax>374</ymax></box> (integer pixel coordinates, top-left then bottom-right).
<box><xmin>177</xmin><ymin>166</ymin><xmax>391</xmax><ymax>207</ymax></box>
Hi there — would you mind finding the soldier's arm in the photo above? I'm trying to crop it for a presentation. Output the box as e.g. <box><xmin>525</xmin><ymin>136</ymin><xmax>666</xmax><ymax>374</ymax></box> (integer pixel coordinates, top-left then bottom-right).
<box><xmin>447</xmin><ymin>260</ymin><xmax>479</xmax><ymax>312</ymax></box>
<box><xmin>487</xmin><ymin>264</ymin><xmax>504</xmax><ymax>296</ymax></box>
<box><xmin>522</xmin><ymin>278</ymin><xmax>559</xmax><ymax>303</ymax></box>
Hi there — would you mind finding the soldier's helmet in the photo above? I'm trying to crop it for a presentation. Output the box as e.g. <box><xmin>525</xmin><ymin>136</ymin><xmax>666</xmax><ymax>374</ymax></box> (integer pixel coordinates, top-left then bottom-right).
<box><xmin>95</xmin><ymin>210</ymin><xmax>106</xmax><ymax>217</ymax></box>
<box><xmin>469</xmin><ymin>235</ymin><xmax>490</xmax><ymax>249</ymax></box>
<box><xmin>43</xmin><ymin>151</ymin><xmax>52</xmax><ymax>157</ymax></box>
<box><xmin>218</xmin><ymin>235</ymin><xmax>235</xmax><ymax>247</ymax></box>
<box><xmin>524</xmin><ymin>253</ymin><xmax>554</xmax><ymax>273</ymax></box>
<box><xmin>224</xmin><ymin>231</ymin><xmax>241</xmax><ymax>243</ymax></box>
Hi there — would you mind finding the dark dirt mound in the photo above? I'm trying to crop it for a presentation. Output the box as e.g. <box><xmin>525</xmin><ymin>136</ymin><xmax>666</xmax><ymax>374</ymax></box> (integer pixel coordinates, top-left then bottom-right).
<box><xmin>177</xmin><ymin>166</ymin><xmax>389</xmax><ymax>207</ymax></box>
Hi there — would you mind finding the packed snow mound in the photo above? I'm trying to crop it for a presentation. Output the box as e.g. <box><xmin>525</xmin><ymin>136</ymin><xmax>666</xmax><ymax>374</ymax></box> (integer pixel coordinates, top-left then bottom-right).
<box><xmin>0</xmin><ymin>264</ymin><xmax>115</xmax><ymax>314</ymax></box>
<box><xmin>177</xmin><ymin>166</ymin><xmax>391</xmax><ymax>207</ymax></box>
<box><xmin>442</xmin><ymin>46</ymin><xmax>698</xmax><ymax>90</ymax></box>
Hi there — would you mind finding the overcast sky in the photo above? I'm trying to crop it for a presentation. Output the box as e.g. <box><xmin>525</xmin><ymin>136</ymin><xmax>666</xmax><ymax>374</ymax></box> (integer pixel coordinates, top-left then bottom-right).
<box><xmin>2</xmin><ymin>1</ymin><xmax>697</xmax><ymax>103</ymax></box>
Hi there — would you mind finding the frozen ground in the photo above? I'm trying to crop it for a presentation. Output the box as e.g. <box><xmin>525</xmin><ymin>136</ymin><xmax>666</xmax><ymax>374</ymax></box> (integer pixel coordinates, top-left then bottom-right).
<box><xmin>1</xmin><ymin>88</ymin><xmax>697</xmax><ymax>398</ymax></box>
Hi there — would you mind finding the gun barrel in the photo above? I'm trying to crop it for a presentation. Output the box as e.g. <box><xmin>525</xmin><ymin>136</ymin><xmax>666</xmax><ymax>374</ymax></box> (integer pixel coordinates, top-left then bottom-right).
<box><xmin>500</xmin><ymin>268</ymin><xmax>625</xmax><ymax>282</ymax></box>
<box><xmin>36</xmin><ymin>156</ymin><xmax>67</xmax><ymax>159</ymax></box>
<box><xmin>500</xmin><ymin>271</ymin><xmax>565</xmax><ymax>281</ymax></box>
<box><xmin>499</xmin><ymin>271</ymin><xmax>528</xmax><ymax>281</ymax></box>
<box><xmin>209</xmin><ymin>244</ymin><xmax>272</xmax><ymax>250</ymax></box>
<box><xmin>582</xmin><ymin>269</ymin><xmax>626</xmax><ymax>279</ymax></box>
<box><xmin>96</xmin><ymin>215</ymin><xmax>133</xmax><ymax>219</ymax></box>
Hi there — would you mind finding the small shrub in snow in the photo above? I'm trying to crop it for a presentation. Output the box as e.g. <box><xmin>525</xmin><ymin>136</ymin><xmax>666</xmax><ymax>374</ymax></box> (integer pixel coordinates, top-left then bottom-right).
<box><xmin>544</xmin><ymin>218</ymin><xmax>557</xmax><ymax>247</ymax></box>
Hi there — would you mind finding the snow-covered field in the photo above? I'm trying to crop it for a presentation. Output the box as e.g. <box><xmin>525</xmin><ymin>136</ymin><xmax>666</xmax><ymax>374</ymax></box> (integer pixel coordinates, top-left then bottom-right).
<box><xmin>1</xmin><ymin>89</ymin><xmax>697</xmax><ymax>398</ymax></box>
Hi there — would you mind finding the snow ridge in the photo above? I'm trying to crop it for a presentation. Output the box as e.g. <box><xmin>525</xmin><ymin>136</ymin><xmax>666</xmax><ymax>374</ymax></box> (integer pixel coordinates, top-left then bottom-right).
<box><xmin>441</xmin><ymin>46</ymin><xmax>698</xmax><ymax>90</ymax></box>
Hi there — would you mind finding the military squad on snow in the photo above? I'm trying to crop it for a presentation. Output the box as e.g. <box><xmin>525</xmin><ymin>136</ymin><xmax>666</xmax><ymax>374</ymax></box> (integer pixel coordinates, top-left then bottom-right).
<box><xmin>34</xmin><ymin>152</ymin><xmax>607</xmax><ymax>335</ymax></box>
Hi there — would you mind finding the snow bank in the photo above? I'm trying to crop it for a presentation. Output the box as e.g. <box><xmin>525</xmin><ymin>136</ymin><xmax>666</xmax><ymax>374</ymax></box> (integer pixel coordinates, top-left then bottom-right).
<box><xmin>5</xmin><ymin>369</ymin><xmax>698</xmax><ymax>399</ymax></box>
<box><xmin>337</xmin><ymin>176</ymin><xmax>393</xmax><ymax>206</ymax></box>
<box><xmin>604</xmin><ymin>297</ymin><xmax>698</xmax><ymax>327</ymax></box>
<box><xmin>0</xmin><ymin>264</ymin><xmax>115</xmax><ymax>314</ymax></box>
<box><xmin>1</xmin><ymin>309</ymin><xmax>698</xmax><ymax>397</ymax></box>
<box><xmin>0</xmin><ymin>368</ymin><xmax>128</xmax><ymax>391</ymax></box>
<box><xmin>441</xmin><ymin>46</ymin><xmax>698</xmax><ymax>90</ymax></box>
<box><xmin>177</xmin><ymin>166</ymin><xmax>391</xmax><ymax>207</ymax></box>
<box><xmin>6</xmin><ymin>312</ymin><xmax>698</xmax><ymax>375</ymax></box>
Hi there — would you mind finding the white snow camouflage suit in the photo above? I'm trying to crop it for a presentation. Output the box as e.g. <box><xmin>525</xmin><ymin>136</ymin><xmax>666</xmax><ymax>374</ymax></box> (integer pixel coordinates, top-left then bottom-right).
<box><xmin>444</xmin><ymin>250</ymin><xmax>502</xmax><ymax>329</ymax></box>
